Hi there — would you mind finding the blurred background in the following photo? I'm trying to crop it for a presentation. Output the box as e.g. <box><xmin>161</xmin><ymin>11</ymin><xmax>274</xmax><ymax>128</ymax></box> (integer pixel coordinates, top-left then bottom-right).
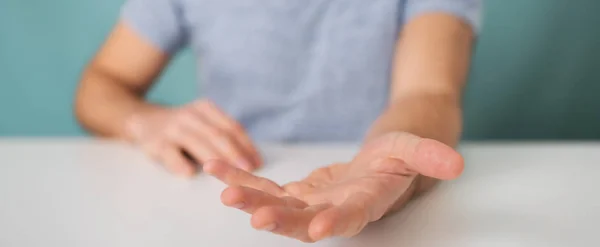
<box><xmin>1</xmin><ymin>0</ymin><xmax>599</xmax><ymax>139</ymax></box>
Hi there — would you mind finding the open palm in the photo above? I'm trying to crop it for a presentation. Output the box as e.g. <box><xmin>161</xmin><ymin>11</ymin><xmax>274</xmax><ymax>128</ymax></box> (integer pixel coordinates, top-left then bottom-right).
<box><xmin>204</xmin><ymin>132</ymin><xmax>464</xmax><ymax>242</ymax></box>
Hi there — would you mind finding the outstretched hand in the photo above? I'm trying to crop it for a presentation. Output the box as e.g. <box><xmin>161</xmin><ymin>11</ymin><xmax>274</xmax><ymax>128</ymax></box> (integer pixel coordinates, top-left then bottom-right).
<box><xmin>203</xmin><ymin>132</ymin><xmax>464</xmax><ymax>242</ymax></box>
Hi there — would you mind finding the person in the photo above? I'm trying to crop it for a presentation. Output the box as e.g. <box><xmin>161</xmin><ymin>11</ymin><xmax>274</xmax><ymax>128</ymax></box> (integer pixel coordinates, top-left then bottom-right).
<box><xmin>74</xmin><ymin>0</ymin><xmax>481</xmax><ymax>243</ymax></box>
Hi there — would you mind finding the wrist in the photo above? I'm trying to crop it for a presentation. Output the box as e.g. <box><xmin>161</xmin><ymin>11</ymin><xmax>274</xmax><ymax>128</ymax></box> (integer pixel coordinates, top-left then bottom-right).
<box><xmin>365</xmin><ymin>95</ymin><xmax>462</xmax><ymax>147</ymax></box>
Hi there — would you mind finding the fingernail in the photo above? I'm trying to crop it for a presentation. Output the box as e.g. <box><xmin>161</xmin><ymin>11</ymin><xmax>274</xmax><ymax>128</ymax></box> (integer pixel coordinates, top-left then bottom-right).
<box><xmin>231</xmin><ymin>203</ymin><xmax>245</xmax><ymax>209</ymax></box>
<box><xmin>261</xmin><ymin>223</ymin><xmax>277</xmax><ymax>232</ymax></box>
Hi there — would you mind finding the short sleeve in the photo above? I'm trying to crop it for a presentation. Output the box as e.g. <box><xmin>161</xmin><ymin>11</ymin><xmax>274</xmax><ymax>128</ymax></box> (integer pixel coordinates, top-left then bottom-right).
<box><xmin>120</xmin><ymin>0</ymin><xmax>188</xmax><ymax>54</ymax></box>
<box><xmin>404</xmin><ymin>0</ymin><xmax>483</xmax><ymax>34</ymax></box>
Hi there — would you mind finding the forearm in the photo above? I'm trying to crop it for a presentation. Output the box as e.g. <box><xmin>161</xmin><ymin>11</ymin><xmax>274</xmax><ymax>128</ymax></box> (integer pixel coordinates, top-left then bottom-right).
<box><xmin>368</xmin><ymin>12</ymin><xmax>474</xmax><ymax>150</ymax></box>
<box><xmin>74</xmin><ymin>67</ymin><xmax>164</xmax><ymax>140</ymax></box>
<box><xmin>366</xmin><ymin>93</ymin><xmax>462</xmax><ymax>146</ymax></box>
<box><xmin>366</xmin><ymin>13</ymin><xmax>475</xmax><ymax>214</ymax></box>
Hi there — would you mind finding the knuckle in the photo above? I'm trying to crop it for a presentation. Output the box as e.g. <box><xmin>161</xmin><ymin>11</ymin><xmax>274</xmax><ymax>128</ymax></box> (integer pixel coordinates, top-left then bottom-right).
<box><xmin>215</xmin><ymin>132</ymin><xmax>236</xmax><ymax>147</ymax></box>
<box><xmin>174</xmin><ymin>110</ymin><xmax>191</xmax><ymax>122</ymax></box>
<box><xmin>208</xmin><ymin>129</ymin><xmax>235</xmax><ymax>148</ymax></box>
<box><xmin>176</xmin><ymin>108</ymin><xmax>200</xmax><ymax>124</ymax></box>
<box><xmin>205</xmin><ymin>124</ymin><xmax>225</xmax><ymax>136</ymax></box>
<box><xmin>196</xmin><ymin>148</ymin><xmax>219</xmax><ymax>162</ymax></box>
<box><xmin>165</xmin><ymin>123</ymin><xmax>183</xmax><ymax>141</ymax></box>
<box><xmin>194</xmin><ymin>99</ymin><xmax>212</xmax><ymax>109</ymax></box>
<box><xmin>227</xmin><ymin>122</ymin><xmax>245</xmax><ymax>134</ymax></box>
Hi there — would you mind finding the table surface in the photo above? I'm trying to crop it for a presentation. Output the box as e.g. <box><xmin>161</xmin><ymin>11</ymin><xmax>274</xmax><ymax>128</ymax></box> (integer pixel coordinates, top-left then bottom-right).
<box><xmin>0</xmin><ymin>138</ymin><xmax>599</xmax><ymax>247</ymax></box>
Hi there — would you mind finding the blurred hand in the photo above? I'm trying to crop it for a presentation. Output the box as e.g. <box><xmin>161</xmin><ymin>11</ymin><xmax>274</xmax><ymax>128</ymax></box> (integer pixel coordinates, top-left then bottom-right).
<box><xmin>204</xmin><ymin>132</ymin><xmax>463</xmax><ymax>242</ymax></box>
<box><xmin>126</xmin><ymin>99</ymin><xmax>261</xmax><ymax>176</ymax></box>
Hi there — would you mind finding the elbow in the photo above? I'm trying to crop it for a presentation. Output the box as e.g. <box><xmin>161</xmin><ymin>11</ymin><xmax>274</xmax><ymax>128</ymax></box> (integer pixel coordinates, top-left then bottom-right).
<box><xmin>73</xmin><ymin>67</ymin><xmax>96</xmax><ymax>133</ymax></box>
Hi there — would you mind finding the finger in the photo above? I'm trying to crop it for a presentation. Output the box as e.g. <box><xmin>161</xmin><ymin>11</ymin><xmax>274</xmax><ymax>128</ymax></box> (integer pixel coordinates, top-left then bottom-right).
<box><xmin>160</xmin><ymin>146</ymin><xmax>197</xmax><ymax>177</ymax></box>
<box><xmin>178</xmin><ymin>110</ymin><xmax>254</xmax><ymax>171</ymax></box>
<box><xmin>165</xmin><ymin>120</ymin><xmax>221</xmax><ymax>164</ymax></box>
<box><xmin>251</xmin><ymin>204</ymin><xmax>331</xmax><ymax>243</ymax></box>
<box><xmin>308</xmin><ymin>194</ymin><xmax>370</xmax><ymax>241</ymax></box>
<box><xmin>194</xmin><ymin>100</ymin><xmax>263</xmax><ymax>166</ymax></box>
<box><xmin>282</xmin><ymin>182</ymin><xmax>316</xmax><ymax>198</ymax></box>
<box><xmin>221</xmin><ymin>186</ymin><xmax>307</xmax><ymax>214</ymax></box>
<box><xmin>388</xmin><ymin>132</ymin><xmax>464</xmax><ymax>180</ymax></box>
<box><xmin>203</xmin><ymin>160</ymin><xmax>285</xmax><ymax>196</ymax></box>
<box><xmin>138</xmin><ymin>138</ymin><xmax>164</xmax><ymax>162</ymax></box>
<box><xmin>175</xmin><ymin>129</ymin><xmax>221</xmax><ymax>165</ymax></box>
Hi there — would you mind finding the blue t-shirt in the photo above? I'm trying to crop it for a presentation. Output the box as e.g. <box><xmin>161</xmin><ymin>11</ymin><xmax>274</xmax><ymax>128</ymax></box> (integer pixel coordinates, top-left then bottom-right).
<box><xmin>121</xmin><ymin>0</ymin><xmax>482</xmax><ymax>142</ymax></box>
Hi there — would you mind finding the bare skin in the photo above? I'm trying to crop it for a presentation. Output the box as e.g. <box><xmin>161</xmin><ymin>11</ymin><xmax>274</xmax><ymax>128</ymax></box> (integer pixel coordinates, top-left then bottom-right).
<box><xmin>204</xmin><ymin>13</ymin><xmax>474</xmax><ymax>242</ymax></box>
<box><xmin>75</xmin><ymin>11</ymin><xmax>474</xmax><ymax>243</ymax></box>
<box><xmin>74</xmin><ymin>23</ymin><xmax>261</xmax><ymax>173</ymax></box>
<box><xmin>204</xmin><ymin>132</ymin><xmax>463</xmax><ymax>242</ymax></box>
<box><xmin>125</xmin><ymin>100</ymin><xmax>261</xmax><ymax>174</ymax></box>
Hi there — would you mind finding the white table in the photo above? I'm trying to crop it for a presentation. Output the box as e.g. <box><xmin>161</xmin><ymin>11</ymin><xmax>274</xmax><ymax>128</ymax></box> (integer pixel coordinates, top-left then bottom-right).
<box><xmin>0</xmin><ymin>139</ymin><xmax>598</xmax><ymax>247</ymax></box>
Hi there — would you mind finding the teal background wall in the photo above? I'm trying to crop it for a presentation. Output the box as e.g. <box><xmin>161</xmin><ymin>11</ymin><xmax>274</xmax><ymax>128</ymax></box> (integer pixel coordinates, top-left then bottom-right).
<box><xmin>1</xmin><ymin>0</ymin><xmax>600</xmax><ymax>139</ymax></box>
<box><xmin>0</xmin><ymin>0</ymin><xmax>196</xmax><ymax>136</ymax></box>
<box><xmin>463</xmin><ymin>0</ymin><xmax>600</xmax><ymax>140</ymax></box>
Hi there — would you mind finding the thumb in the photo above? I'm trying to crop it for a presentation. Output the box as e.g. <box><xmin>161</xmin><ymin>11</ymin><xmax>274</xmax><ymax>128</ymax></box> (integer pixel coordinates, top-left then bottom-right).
<box><xmin>388</xmin><ymin>132</ymin><xmax>464</xmax><ymax>180</ymax></box>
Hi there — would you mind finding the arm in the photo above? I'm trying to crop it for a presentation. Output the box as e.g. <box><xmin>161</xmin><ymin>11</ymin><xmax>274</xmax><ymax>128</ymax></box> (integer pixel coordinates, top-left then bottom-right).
<box><xmin>75</xmin><ymin>0</ymin><xmax>189</xmax><ymax>140</ymax></box>
<box><xmin>75</xmin><ymin>22</ymin><xmax>261</xmax><ymax>173</ymax></box>
<box><xmin>366</xmin><ymin>13</ymin><xmax>475</xmax><ymax>209</ymax></box>
<box><xmin>199</xmin><ymin>7</ymin><xmax>480</xmax><ymax>243</ymax></box>
<box><xmin>74</xmin><ymin>22</ymin><xmax>170</xmax><ymax>139</ymax></box>
<box><xmin>366</xmin><ymin>13</ymin><xmax>474</xmax><ymax>145</ymax></box>
<box><xmin>75</xmin><ymin>0</ymin><xmax>262</xmax><ymax>173</ymax></box>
